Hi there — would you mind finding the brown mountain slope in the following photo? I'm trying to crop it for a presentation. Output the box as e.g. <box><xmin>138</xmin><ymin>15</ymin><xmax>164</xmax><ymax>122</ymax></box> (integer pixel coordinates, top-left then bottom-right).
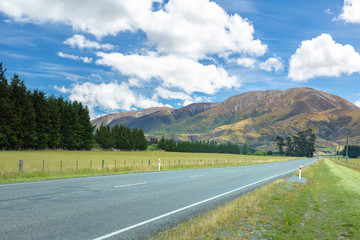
<box><xmin>91</xmin><ymin>87</ymin><xmax>360</xmax><ymax>150</ymax></box>
<box><xmin>91</xmin><ymin>107</ymin><xmax>174</xmax><ymax>128</ymax></box>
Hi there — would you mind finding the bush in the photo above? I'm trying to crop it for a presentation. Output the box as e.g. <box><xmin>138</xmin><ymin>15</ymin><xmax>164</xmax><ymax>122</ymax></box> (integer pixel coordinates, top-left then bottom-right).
<box><xmin>147</xmin><ymin>144</ymin><xmax>159</xmax><ymax>151</ymax></box>
<box><xmin>253</xmin><ymin>151</ymin><xmax>268</xmax><ymax>156</ymax></box>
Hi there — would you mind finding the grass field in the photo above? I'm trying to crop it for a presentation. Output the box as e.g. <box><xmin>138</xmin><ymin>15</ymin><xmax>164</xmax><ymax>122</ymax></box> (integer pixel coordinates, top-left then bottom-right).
<box><xmin>0</xmin><ymin>150</ymin><xmax>298</xmax><ymax>183</ymax></box>
<box><xmin>331</xmin><ymin>155</ymin><xmax>360</xmax><ymax>168</ymax></box>
<box><xmin>149</xmin><ymin>158</ymin><xmax>360</xmax><ymax>239</ymax></box>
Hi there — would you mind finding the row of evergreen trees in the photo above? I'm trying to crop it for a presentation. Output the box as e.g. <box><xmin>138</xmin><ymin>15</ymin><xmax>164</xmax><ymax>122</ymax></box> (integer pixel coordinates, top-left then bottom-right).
<box><xmin>341</xmin><ymin>145</ymin><xmax>360</xmax><ymax>158</ymax></box>
<box><xmin>0</xmin><ymin>63</ymin><xmax>94</xmax><ymax>150</ymax></box>
<box><xmin>275</xmin><ymin>129</ymin><xmax>316</xmax><ymax>157</ymax></box>
<box><xmin>94</xmin><ymin>124</ymin><xmax>148</xmax><ymax>150</ymax></box>
<box><xmin>157</xmin><ymin>137</ymin><xmax>241</xmax><ymax>154</ymax></box>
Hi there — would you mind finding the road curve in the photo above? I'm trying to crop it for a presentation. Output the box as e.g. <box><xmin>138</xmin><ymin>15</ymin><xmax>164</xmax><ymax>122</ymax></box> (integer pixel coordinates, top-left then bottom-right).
<box><xmin>0</xmin><ymin>158</ymin><xmax>316</xmax><ymax>240</ymax></box>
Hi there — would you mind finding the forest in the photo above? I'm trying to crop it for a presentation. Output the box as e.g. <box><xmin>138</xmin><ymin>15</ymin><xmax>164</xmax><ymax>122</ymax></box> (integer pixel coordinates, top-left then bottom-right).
<box><xmin>156</xmin><ymin>137</ymin><xmax>242</xmax><ymax>154</ymax></box>
<box><xmin>94</xmin><ymin>123</ymin><xmax>148</xmax><ymax>150</ymax></box>
<box><xmin>0</xmin><ymin>62</ymin><xmax>94</xmax><ymax>150</ymax></box>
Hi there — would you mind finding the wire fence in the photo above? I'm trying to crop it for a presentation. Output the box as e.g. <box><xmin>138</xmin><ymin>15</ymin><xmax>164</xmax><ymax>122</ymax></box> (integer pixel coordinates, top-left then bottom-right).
<box><xmin>1</xmin><ymin>157</ymin><xmax>293</xmax><ymax>174</ymax></box>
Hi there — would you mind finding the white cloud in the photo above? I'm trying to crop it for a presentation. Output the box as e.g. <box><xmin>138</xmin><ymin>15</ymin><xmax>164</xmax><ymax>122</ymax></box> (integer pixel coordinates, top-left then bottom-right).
<box><xmin>57</xmin><ymin>82</ymin><xmax>165</xmax><ymax>118</ymax></box>
<box><xmin>64</xmin><ymin>34</ymin><xmax>114</xmax><ymax>50</ymax></box>
<box><xmin>146</xmin><ymin>0</ymin><xmax>267</xmax><ymax>59</ymax></box>
<box><xmin>96</xmin><ymin>52</ymin><xmax>240</xmax><ymax>95</ymax></box>
<box><xmin>128</xmin><ymin>78</ymin><xmax>142</xmax><ymax>87</ymax></box>
<box><xmin>236</xmin><ymin>58</ymin><xmax>256</xmax><ymax>68</ymax></box>
<box><xmin>355</xmin><ymin>100</ymin><xmax>360</xmax><ymax>107</ymax></box>
<box><xmin>0</xmin><ymin>0</ymin><xmax>159</xmax><ymax>38</ymax></box>
<box><xmin>57</xmin><ymin>52</ymin><xmax>92</xmax><ymax>63</ymax></box>
<box><xmin>0</xmin><ymin>0</ymin><xmax>266</xmax><ymax>59</ymax></box>
<box><xmin>338</xmin><ymin>0</ymin><xmax>360</xmax><ymax>24</ymax></box>
<box><xmin>236</xmin><ymin>57</ymin><xmax>283</xmax><ymax>72</ymax></box>
<box><xmin>155</xmin><ymin>87</ymin><xmax>191</xmax><ymax>100</ymax></box>
<box><xmin>288</xmin><ymin>34</ymin><xmax>360</xmax><ymax>82</ymax></box>
<box><xmin>258</xmin><ymin>57</ymin><xmax>284</xmax><ymax>72</ymax></box>
<box><xmin>53</xmin><ymin>85</ymin><xmax>70</xmax><ymax>94</ymax></box>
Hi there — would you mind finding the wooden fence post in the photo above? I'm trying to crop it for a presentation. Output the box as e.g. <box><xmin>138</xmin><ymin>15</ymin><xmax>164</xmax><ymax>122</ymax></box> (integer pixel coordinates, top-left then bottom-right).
<box><xmin>102</xmin><ymin>159</ymin><xmax>104</xmax><ymax>169</ymax></box>
<box><xmin>19</xmin><ymin>160</ymin><xmax>24</xmax><ymax>172</ymax></box>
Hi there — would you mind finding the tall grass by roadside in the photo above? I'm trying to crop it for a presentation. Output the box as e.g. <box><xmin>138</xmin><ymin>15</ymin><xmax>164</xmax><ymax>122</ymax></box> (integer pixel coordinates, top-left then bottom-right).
<box><xmin>0</xmin><ymin>150</ymin><xmax>298</xmax><ymax>184</ymax></box>
<box><xmin>149</xmin><ymin>158</ymin><xmax>360</xmax><ymax>240</ymax></box>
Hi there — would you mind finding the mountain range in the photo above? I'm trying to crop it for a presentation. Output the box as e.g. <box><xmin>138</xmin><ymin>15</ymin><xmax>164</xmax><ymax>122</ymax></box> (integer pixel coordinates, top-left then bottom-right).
<box><xmin>91</xmin><ymin>87</ymin><xmax>360</xmax><ymax>151</ymax></box>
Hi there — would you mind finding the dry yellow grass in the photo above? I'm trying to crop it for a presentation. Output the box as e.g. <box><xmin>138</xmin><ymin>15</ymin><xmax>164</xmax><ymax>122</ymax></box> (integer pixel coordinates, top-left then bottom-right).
<box><xmin>0</xmin><ymin>150</ymin><xmax>297</xmax><ymax>174</ymax></box>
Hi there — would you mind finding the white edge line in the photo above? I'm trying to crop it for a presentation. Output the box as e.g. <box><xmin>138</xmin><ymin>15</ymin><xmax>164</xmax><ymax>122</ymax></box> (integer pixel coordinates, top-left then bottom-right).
<box><xmin>190</xmin><ymin>175</ymin><xmax>204</xmax><ymax>178</ymax></box>
<box><xmin>115</xmin><ymin>182</ymin><xmax>147</xmax><ymax>188</ymax></box>
<box><xmin>92</xmin><ymin>160</ymin><xmax>315</xmax><ymax>240</ymax></box>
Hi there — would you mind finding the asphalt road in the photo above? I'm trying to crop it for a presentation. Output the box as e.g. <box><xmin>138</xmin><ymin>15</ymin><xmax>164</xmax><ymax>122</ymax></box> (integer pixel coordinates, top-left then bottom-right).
<box><xmin>0</xmin><ymin>158</ymin><xmax>317</xmax><ymax>240</ymax></box>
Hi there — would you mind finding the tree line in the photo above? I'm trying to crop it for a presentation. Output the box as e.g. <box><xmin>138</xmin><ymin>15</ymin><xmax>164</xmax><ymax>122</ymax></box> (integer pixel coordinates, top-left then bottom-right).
<box><xmin>156</xmin><ymin>137</ymin><xmax>242</xmax><ymax>154</ymax></box>
<box><xmin>0</xmin><ymin>62</ymin><xmax>94</xmax><ymax>150</ymax></box>
<box><xmin>94</xmin><ymin>123</ymin><xmax>148</xmax><ymax>150</ymax></box>
<box><xmin>341</xmin><ymin>145</ymin><xmax>360</xmax><ymax>158</ymax></box>
<box><xmin>275</xmin><ymin>129</ymin><xmax>316</xmax><ymax>157</ymax></box>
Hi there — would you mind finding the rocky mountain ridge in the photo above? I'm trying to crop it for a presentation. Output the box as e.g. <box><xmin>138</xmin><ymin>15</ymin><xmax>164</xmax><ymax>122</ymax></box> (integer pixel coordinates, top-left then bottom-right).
<box><xmin>91</xmin><ymin>87</ymin><xmax>360</xmax><ymax>150</ymax></box>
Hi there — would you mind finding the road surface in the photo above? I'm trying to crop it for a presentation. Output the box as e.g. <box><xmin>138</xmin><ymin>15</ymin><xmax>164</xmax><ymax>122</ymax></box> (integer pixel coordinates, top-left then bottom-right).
<box><xmin>0</xmin><ymin>158</ymin><xmax>316</xmax><ymax>240</ymax></box>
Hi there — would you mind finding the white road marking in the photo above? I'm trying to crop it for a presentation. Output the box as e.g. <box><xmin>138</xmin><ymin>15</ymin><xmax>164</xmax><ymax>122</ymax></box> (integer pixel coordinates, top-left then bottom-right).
<box><xmin>190</xmin><ymin>175</ymin><xmax>204</xmax><ymax>178</ymax></box>
<box><xmin>226</xmin><ymin>171</ymin><xmax>234</xmax><ymax>173</ymax></box>
<box><xmin>115</xmin><ymin>182</ymin><xmax>147</xmax><ymax>188</ymax></box>
<box><xmin>92</xmin><ymin>161</ymin><xmax>316</xmax><ymax>240</ymax></box>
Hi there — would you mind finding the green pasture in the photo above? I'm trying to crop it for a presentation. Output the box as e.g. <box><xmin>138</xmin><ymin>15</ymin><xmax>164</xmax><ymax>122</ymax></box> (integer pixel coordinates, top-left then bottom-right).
<box><xmin>0</xmin><ymin>150</ymin><xmax>299</xmax><ymax>183</ymax></box>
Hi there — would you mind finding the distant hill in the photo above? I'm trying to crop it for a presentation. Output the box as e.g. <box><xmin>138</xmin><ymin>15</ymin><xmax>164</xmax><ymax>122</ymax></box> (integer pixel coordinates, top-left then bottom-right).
<box><xmin>91</xmin><ymin>87</ymin><xmax>360</xmax><ymax>151</ymax></box>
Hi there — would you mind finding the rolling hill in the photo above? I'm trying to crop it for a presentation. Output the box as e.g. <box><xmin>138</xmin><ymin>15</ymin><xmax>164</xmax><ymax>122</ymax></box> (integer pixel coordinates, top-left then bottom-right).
<box><xmin>91</xmin><ymin>87</ymin><xmax>360</xmax><ymax>151</ymax></box>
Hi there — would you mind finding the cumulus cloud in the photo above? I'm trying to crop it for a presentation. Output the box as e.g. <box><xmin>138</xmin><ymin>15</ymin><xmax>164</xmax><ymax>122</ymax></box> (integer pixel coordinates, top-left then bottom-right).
<box><xmin>288</xmin><ymin>33</ymin><xmax>360</xmax><ymax>82</ymax></box>
<box><xmin>56</xmin><ymin>82</ymin><xmax>165</xmax><ymax>118</ymax></box>
<box><xmin>57</xmin><ymin>52</ymin><xmax>92</xmax><ymax>63</ymax></box>
<box><xmin>236</xmin><ymin>57</ymin><xmax>283</xmax><ymax>72</ymax></box>
<box><xmin>0</xmin><ymin>0</ymin><xmax>266</xmax><ymax>59</ymax></box>
<box><xmin>338</xmin><ymin>0</ymin><xmax>360</xmax><ymax>24</ymax></box>
<box><xmin>96</xmin><ymin>52</ymin><xmax>240</xmax><ymax>94</ymax></box>
<box><xmin>64</xmin><ymin>34</ymin><xmax>114</xmax><ymax>50</ymax></box>
<box><xmin>146</xmin><ymin>0</ymin><xmax>267</xmax><ymax>59</ymax></box>
<box><xmin>258</xmin><ymin>57</ymin><xmax>284</xmax><ymax>72</ymax></box>
<box><xmin>236</xmin><ymin>58</ymin><xmax>256</xmax><ymax>68</ymax></box>
<box><xmin>0</xmin><ymin>0</ymin><xmax>159</xmax><ymax>38</ymax></box>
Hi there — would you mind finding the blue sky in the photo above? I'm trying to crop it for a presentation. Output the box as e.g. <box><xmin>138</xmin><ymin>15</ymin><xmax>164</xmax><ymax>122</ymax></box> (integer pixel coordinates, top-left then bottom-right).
<box><xmin>0</xmin><ymin>0</ymin><xmax>360</xmax><ymax>119</ymax></box>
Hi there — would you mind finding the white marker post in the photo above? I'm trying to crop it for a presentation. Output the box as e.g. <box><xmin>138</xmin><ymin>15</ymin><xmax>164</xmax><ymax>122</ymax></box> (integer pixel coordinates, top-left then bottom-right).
<box><xmin>158</xmin><ymin>158</ymin><xmax>161</xmax><ymax>171</ymax></box>
<box><xmin>299</xmin><ymin>165</ymin><xmax>302</xmax><ymax>179</ymax></box>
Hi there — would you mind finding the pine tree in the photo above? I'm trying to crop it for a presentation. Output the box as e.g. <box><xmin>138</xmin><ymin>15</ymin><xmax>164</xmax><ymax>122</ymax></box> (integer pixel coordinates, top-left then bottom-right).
<box><xmin>94</xmin><ymin>123</ymin><xmax>113</xmax><ymax>149</ymax></box>
<box><xmin>242</xmin><ymin>143</ymin><xmax>251</xmax><ymax>155</ymax></box>
<box><xmin>47</xmin><ymin>95</ymin><xmax>61</xmax><ymax>149</ymax></box>
<box><xmin>77</xmin><ymin>103</ymin><xmax>94</xmax><ymax>150</ymax></box>
<box><xmin>275</xmin><ymin>136</ymin><xmax>285</xmax><ymax>156</ymax></box>
<box><xmin>32</xmin><ymin>90</ymin><xmax>50</xmax><ymax>149</ymax></box>
<box><xmin>9</xmin><ymin>74</ymin><xmax>36</xmax><ymax>149</ymax></box>
<box><xmin>0</xmin><ymin>63</ymin><xmax>15</xmax><ymax>149</ymax></box>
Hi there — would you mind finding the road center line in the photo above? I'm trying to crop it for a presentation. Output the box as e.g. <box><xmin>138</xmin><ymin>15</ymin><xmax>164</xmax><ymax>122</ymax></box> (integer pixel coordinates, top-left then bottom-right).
<box><xmin>190</xmin><ymin>175</ymin><xmax>204</xmax><ymax>178</ymax></box>
<box><xmin>93</xmin><ymin>160</ymin><xmax>315</xmax><ymax>240</ymax></box>
<box><xmin>115</xmin><ymin>182</ymin><xmax>147</xmax><ymax>188</ymax></box>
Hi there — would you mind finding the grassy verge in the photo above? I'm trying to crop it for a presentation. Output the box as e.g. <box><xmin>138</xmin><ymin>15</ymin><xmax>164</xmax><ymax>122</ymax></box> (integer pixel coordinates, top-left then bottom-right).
<box><xmin>0</xmin><ymin>151</ymin><xmax>298</xmax><ymax>184</ymax></box>
<box><xmin>149</xmin><ymin>158</ymin><xmax>360</xmax><ymax>239</ymax></box>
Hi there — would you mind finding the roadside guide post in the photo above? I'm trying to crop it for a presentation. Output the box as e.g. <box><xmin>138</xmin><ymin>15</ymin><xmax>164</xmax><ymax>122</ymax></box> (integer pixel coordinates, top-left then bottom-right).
<box><xmin>158</xmin><ymin>158</ymin><xmax>161</xmax><ymax>171</ymax></box>
<box><xmin>299</xmin><ymin>165</ymin><xmax>302</xmax><ymax>179</ymax></box>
